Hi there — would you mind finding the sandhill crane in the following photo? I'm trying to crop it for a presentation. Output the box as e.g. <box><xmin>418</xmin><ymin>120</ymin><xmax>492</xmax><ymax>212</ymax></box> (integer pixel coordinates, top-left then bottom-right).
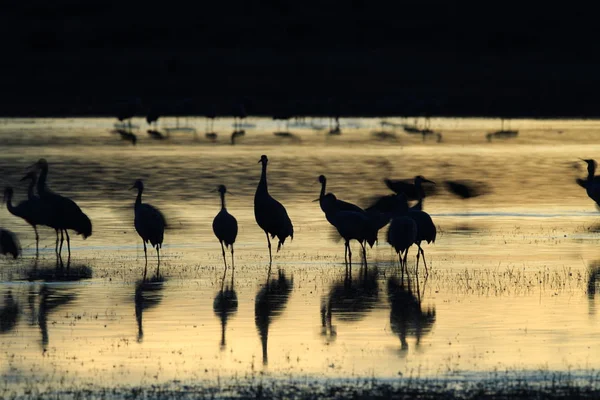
<box><xmin>132</xmin><ymin>180</ymin><xmax>165</xmax><ymax>281</ymax></box>
<box><xmin>320</xmin><ymin>193</ymin><xmax>377</xmax><ymax>268</ymax></box>
<box><xmin>317</xmin><ymin>175</ymin><xmax>363</xmax><ymax>215</ymax></box>
<box><xmin>0</xmin><ymin>228</ymin><xmax>20</xmax><ymax>259</ymax></box>
<box><xmin>212</xmin><ymin>185</ymin><xmax>238</xmax><ymax>271</ymax></box>
<box><xmin>578</xmin><ymin>159</ymin><xmax>600</xmax><ymax>207</ymax></box>
<box><xmin>386</xmin><ymin>194</ymin><xmax>417</xmax><ymax>274</ymax></box>
<box><xmin>407</xmin><ymin>206</ymin><xmax>436</xmax><ymax>276</ymax></box>
<box><xmin>254</xmin><ymin>155</ymin><xmax>294</xmax><ymax>266</ymax></box>
<box><xmin>117</xmin><ymin>129</ymin><xmax>137</xmax><ymax>145</ymax></box>
<box><xmin>30</xmin><ymin>159</ymin><xmax>92</xmax><ymax>260</ymax></box>
<box><xmin>409</xmin><ymin>176</ymin><xmax>435</xmax><ymax>211</ymax></box>
<box><xmin>4</xmin><ymin>186</ymin><xmax>43</xmax><ymax>256</ymax></box>
<box><xmin>230</xmin><ymin>130</ymin><xmax>245</xmax><ymax>145</ymax></box>
<box><xmin>444</xmin><ymin>179</ymin><xmax>490</xmax><ymax>200</ymax></box>
<box><xmin>385</xmin><ymin>178</ymin><xmax>438</xmax><ymax>201</ymax></box>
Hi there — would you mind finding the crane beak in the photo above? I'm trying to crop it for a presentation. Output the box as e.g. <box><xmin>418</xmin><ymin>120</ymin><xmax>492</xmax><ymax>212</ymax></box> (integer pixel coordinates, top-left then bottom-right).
<box><xmin>26</xmin><ymin>161</ymin><xmax>39</xmax><ymax>171</ymax></box>
<box><xmin>422</xmin><ymin>178</ymin><xmax>436</xmax><ymax>185</ymax></box>
<box><xmin>312</xmin><ymin>198</ymin><xmax>320</xmax><ymax>202</ymax></box>
<box><xmin>129</xmin><ymin>185</ymin><xmax>136</xmax><ymax>190</ymax></box>
<box><xmin>19</xmin><ymin>174</ymin><xmax>30</xmax><ymax>182</ymax></box>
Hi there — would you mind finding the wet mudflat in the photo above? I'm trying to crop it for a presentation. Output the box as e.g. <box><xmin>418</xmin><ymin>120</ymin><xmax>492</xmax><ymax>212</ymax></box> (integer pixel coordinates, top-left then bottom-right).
<box><xmin>2</xmin><ymin>117</ymin><xmax>600</xmax><ymax>398</ymax></box>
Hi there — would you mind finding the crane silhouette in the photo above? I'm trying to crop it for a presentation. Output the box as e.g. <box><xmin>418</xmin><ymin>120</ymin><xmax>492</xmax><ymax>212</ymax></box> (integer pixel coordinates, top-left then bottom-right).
<box><xmin>409</xmin><ymin>176</ymin><xmax>435</xmax><ymax>211</ymax></box>
<box><xmin>407</xmin><ymin>205</ymin><xmax>436</xmax><ymax>276</ymax></box>
<box><xmin>213</xmin><ymin>185</ymin><xmax>238</xmax><ymax>271</ymax></box>
<box><xmin>578</xmin><ymin>159</ymin><xmax>600</xmax><ymax>207</ymax></box>
<box><xmin>132</xmin><ymin>180</ymin><xmax>166</xmax><ymax>281</ymax></box>
<box><xmin>320</xmin><ymin>193</ymin><xmax>377</xmax><ymax>269</ymax></box>
<box><xmin>318</xmin><ymin>175</ymin><xmax>364</xmax><ymax>214</ymax></box>
<box><xmin>386</xmin><ymin>194</ymin><xmax>417</xmax><ymax>274</ymax></box>
<box><xmin>0</xmin><ymin>228</ymin><xmax>20</xmax><ymax>259</ymax></box>
<box><xmin>385</xmin><ymin>177</ymin><xmax>438</xmax><ymax>201</ymax></box>
<box><xmin>30</xmin><ymin>159</ymin><xmax>92</xmax><ymax>260</ymax></box>
<box><xmin>4</xmin><ymin>185</ymin><xmax>44</xmax><ymax>257</ymax></box>
<box><xmin>254</xmin><ymin>155</ymin><xmax>294</xmax><ymax>266</ymax></box>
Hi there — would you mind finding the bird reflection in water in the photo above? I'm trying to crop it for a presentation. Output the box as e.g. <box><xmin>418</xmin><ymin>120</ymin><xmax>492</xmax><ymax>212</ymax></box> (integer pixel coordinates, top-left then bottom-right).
<box><xmin>255</xmin><ymin>269</ymin><xmax>293</xmax><ymax>365</ymax></box>
<box><xmin>213</xmin><ymin>268</ymin><xmax>238</xmax><ymax>351</ymax></box>
<box><xmin>587</xmin><ymin>260</ymin><xmax>600</xmax><ymax>317</ymax></box>
<box><xmin>0</xmin><ymin>289</ymin><xmax>19</xmax><ymax>334</ymax></box>
<box><xmin>37</xmin><ymin>284</ymin><xmax>77</xmax><ymax>352</ymax></box>
<box><xmin>387</xmin><ymin>274</ymin><xmax>435</xmax><ymax>356</ymax></box>
<box><xmin>322</xmin><ymin>265</ymin><xmax>379</xmax><ymax>339</ymax></box>
<box><xmin>134</xmin><ymin>277</ymin><xmax>165</xmax><ymax>343</ymax></box>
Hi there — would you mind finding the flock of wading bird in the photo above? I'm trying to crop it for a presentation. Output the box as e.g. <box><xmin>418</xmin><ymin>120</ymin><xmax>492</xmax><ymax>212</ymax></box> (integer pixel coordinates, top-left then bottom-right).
<box><xmin>2</xmin><ymin>157</ymin><xmax>600</xmax><ymax>280</ymax></box>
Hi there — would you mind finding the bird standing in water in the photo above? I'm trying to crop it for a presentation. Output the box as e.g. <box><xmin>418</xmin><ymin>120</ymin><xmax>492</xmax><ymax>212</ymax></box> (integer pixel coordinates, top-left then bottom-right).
<box><xmin>578</xmin><ymin>159</ymin><xmax>600</xmax><ymax>208</ymax></box>
<box><xmin>254</xmin><ymin>155</ymin><xmax>294</xmax><ymax>266</ymax></box>
<box><xmin>132</xmin><ymin>180</ymin><xmax>165</xmax><ymax>280</ymax></box>
<box><xmin>213</xmin><ymin>185</ymin><xmax>238</xmax><ymax>270</ymax></box>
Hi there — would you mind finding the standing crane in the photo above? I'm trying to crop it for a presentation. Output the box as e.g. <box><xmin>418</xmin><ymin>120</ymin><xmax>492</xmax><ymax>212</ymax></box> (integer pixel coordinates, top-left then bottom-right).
<box><xmin>131</xmin><ymin>180</ymin><xmax>166</xmax><ymax>281</ymax></box>
<box><xmin>254</xmin><ymin>155</ymin><xmax>294</xmax><ymax>266</ymax></box>
<box><xmin>386</xmin><ymin>194</ymin><xmax>417</xmax><ymax>274</ymax></box>
<box><xmin>212</xmin><ymin>185</ymin><xmax>238</xmax><ymax>271</ymax></box>
<box><xmin>30</xmin><ymin>159</ymin><xmax>92</xmax><ymax>260</ymax></box>
<box><xmin>578</xmin><ymin>159</ymin><xmax>600</xmax><ymax>207</ymax></box>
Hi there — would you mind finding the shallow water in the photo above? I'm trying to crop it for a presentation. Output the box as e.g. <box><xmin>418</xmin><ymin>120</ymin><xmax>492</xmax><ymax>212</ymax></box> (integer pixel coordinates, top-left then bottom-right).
<box><xmin>1</xmin><ymin>116</ymin><xmax>600</xmax><ymax>390</ymax></box>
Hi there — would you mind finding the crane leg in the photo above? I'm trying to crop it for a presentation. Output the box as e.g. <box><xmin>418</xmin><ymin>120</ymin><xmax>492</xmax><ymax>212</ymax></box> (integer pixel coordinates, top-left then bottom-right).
<box><xmin>347</xmin><ymin>242</ymin><xmax>352</xmax><ymax>272</ymax></box>
<box><xmin>360</xmin><ymin>241</ymin><xmax>367</xmax><ymax>268</ymax></box>
<box><xmin>59</xmin><ymin>229</ymin><xmax>64</xmax><ymax>257</ymax></box>
<box><xmin>143</xmin><ymin>241</ymin><xmax>148</xmax><ymax>281</ymax></box>
<box><xmin>344</xmin><ymin>243</ymin><xmax>348</xmax><ymax>266</ymax></box>
<box><xmin>415</xmin><ymin>245</ymin><xmax>422</xmax><ymax>276</ymax></box>
<box><xmin>33</xmin><ymin>225</ymin><xmax>39</xmax><ymax>258</ymax></box>
<box><xmin>265</xmin><ymin>231</ymin><xmax>272</xmax><ymax>266</ymax></box>
<box><xmin>420</xmin><ymin>247</ymin><xmax>429</xmax><ymax>277</ymax></box>
<box><xmin>55</xmin><ymin>229</ymin><xmax>59</xmax><ymax>257</ymax></box>
<box><xmin>230</xmin><ymin>244</ymin><xmax>235</xmax><ymax>271</ymax></box>
<box><xmin>156</xmin><ymin>247</ymin><xmax>161</xmax><ymax>278</ymax></box>
<box><xmin>220</xmin><ymin>241</ymin><xmax>228</xmax><ymax>271</ymax></box>
<box><xmin>403</xmin><ymin>249</ymin><xmax>409</xmax><ymax>272</ymax></box>
<box><xmin>65</xmin><ymin>230</ymin><xmax>71</xmax><ymax>259</ymax></box>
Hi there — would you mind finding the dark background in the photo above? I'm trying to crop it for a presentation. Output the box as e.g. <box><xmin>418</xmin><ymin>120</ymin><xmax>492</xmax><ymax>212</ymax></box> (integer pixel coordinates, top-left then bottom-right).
<box><xmin>2</xmin><ymin>1</ymin><xmax>599</xmax><ymax>118</ymax></box>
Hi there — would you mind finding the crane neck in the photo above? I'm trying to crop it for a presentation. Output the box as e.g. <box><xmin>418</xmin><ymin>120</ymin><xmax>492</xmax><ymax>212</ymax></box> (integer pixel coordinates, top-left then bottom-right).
<box><xmin>588</xmin><ymin>164</ymin><xmax>597</xmax><ymax>181</ymax></box>
<box><xmin>258</xmin><ymin>163</ymin><xmax>268</xmax><ymax>193</ymax></box>
<box><xmin>27</xmin><ymin>178</ymin><xmax>36</xmax><ymax>200</ymax></box>
<box><xmin>37</xmin><ymin>165</ymin><xmax>49</xmax><ymax>197</ymax></box>
<box><xmin>135</xmin><ymin>186</ymin><xmax>143</xmax><ymax>207</ymax></box>
<box><xmin>220</xmin><ymin>192</ymin><xmax>227</xmax><ymax>210</ymax></box>
<box><xmin>319</xmin><ymin>179</ymin><xmax>326</xmax><ymax>200</ymax></box>
<box><xmin>4</xmin><ymin>190</ymin><xmax>16</xmax><ymax>215</ymax></box>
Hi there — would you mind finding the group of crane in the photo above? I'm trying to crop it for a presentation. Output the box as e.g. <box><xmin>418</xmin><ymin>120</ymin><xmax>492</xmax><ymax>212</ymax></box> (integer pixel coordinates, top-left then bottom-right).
<box><xmin>5</xmin><ymin>157</ymin><xmax>600</xmax><ymax>280</ymax></box>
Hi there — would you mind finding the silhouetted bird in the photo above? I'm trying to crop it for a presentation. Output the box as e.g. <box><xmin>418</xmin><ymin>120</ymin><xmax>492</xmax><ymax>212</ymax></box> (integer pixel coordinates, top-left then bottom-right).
<box><xmin>231</xmin><ymin>130</ymin><xmax>245</xmax><ymax>145</ymax></box>
<box><xmin>116</xmin><ymin>97</ymin><xmax>142</xmax><ymax>130</ymax></box>
<box><xmin>146</xmin><ymin>107</ymin><xmax>160</xmax><ymax>128</ymax></box>
<box><xmin>254</xmin><ymin>269</ymin><xmax>293</xmax><ymax>365</ymax></box>
<box><xmin>444</xmin><ymin>180</ymin><xmax>490</xmax><ymax>199</ymax></box>
<box><xmin>409</xmin><ymin>176</ymin><xmax>436</xmax><ymax>211</ymax></box>
<box><xmin>0</xmin><ymin>228</ymin><xmax>20</xmax><ymax>259</ymax></box>
<box><xmin>131</xmin><ymin>180</ymin><xmax>166</xmax><ymax>280</ymax></box>
<box><xmin>30</xmin><ymin>159</ymin><xmax>92</xmax><ymax>259</ymax></box>
<box><xmin>385</xmin><ymin>178</ymin><xmax>438</xmax><ymax>201</ymax></box>
<box><xmin>147</xmin><ymin>130</ymin><xmax>167</xmax><ymax>140</ymax></box>
<box><xmin>213</xmin><ymin>185</ymin><xmax>238</xmax><ymax>271</ymax></box>
<box><xmin>386</xmin><ymin>194</ymin><xmax>417</xmax><ymax>273</ymax></box>
<box><xmin>254</xmin><ymin>155</ymin><xmax>294</xmax><ymax>266</ymax></box>
<box><xmin>407</xmin><ymin>205</ymin><xmax>436</xmax><ymax>276</ymax></box>
<box><xmin>318</xmin><ymin>175</ymin><xmax>364</xmax><ymax>215</ymax></box>
<box><xmin>4</xmin><ymin>180</ymin><xmax>44</xmax><ymax>256</ymax></box>
<box><xmin>578</xmin><ymin>159</ymin><xmax>600</xmax><ymax>208</ymax></box>
<box><xmin>117</xmin><ymin>129</ymin><xmax>137</xmax><ymax>145</ymax></box>
<box><xmin>321</xmin><ymin>194</ymin><xmax>377</xmax><ymax>268</ymax></box>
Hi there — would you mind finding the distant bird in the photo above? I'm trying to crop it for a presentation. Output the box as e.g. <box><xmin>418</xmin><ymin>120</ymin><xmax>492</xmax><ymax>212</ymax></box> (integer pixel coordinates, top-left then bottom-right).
<box><xmin>146</xmin><ymin>107</ymin><xmax>160</xmax><ymax>128</ymax></box>
<box><xmin>386</xmin><ymin>194</ymin><xmax>417</xmax><ymax>273</ymax></box>
<box><xmin>147</xmin><ymin>130</ymin><xmax>166</xmax><ymax>140</ymax></box>
<box><xmin>578</xmin><ymin>159</ymin><xmax>600</xmax><ymax>207</ymax></box>
<box><xmin>231</xmin><ymin>130</ymin><xmax>245</xmax><ymax>145</ymax></box>
<box><xmin>116</xmin><ymin>97</ymin><xmax>142</xmax><ymax>130</ymax></box>
<box><xmin>205</xmin><ymin>132</ymin><xmax>218</xmax><ymax>141</ymax></box>
<box><xmin>232</xmin><ymin>102</ymin><xmax>247</xmax><ymax>131</ymax></box>
<box><xmin>213</xmin><ymin>185</ymin><xmax>238</xmax><ymax>271</ymax></box>
<box><xmin>204</xmin><ymin>105</ymin><xmax>217</xmax><ymax>133</ymax></box>
<box><xmin>385</xmin><ymin>178</ymin><xmax>438</xmax><ymax>201</ymax></box>
<box><xmin>3</xmin><ymin>186</ymin><xmax>43</xmax><ymax>256</ymax></box>
<box><xmin>0</xmin><ymin>228</ymin><xmax>20</xmax><ymax>259</ymax></box>
<box><xmin>444</xmin><ymin>179</ymin><xmax>490</xmax><ymax>200</ymax></box>
<box><xmin>117</xmin><ymin>129</ymin><xmax>137</xmax><ymax>145</ymax></box>
<box><xmin>254</xmin><ymin>155</ymin><xmax>294</xmax><ymax>266</ymax></box>
<box><xmin>132</xmin><ymin>180</ymin><xmax>166</xmax><ymax>280</ymax></box>
<box><xmin>30</xmin><ymin>159</ymin><xmax>92</xmax><ymax>259</ymax></box>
